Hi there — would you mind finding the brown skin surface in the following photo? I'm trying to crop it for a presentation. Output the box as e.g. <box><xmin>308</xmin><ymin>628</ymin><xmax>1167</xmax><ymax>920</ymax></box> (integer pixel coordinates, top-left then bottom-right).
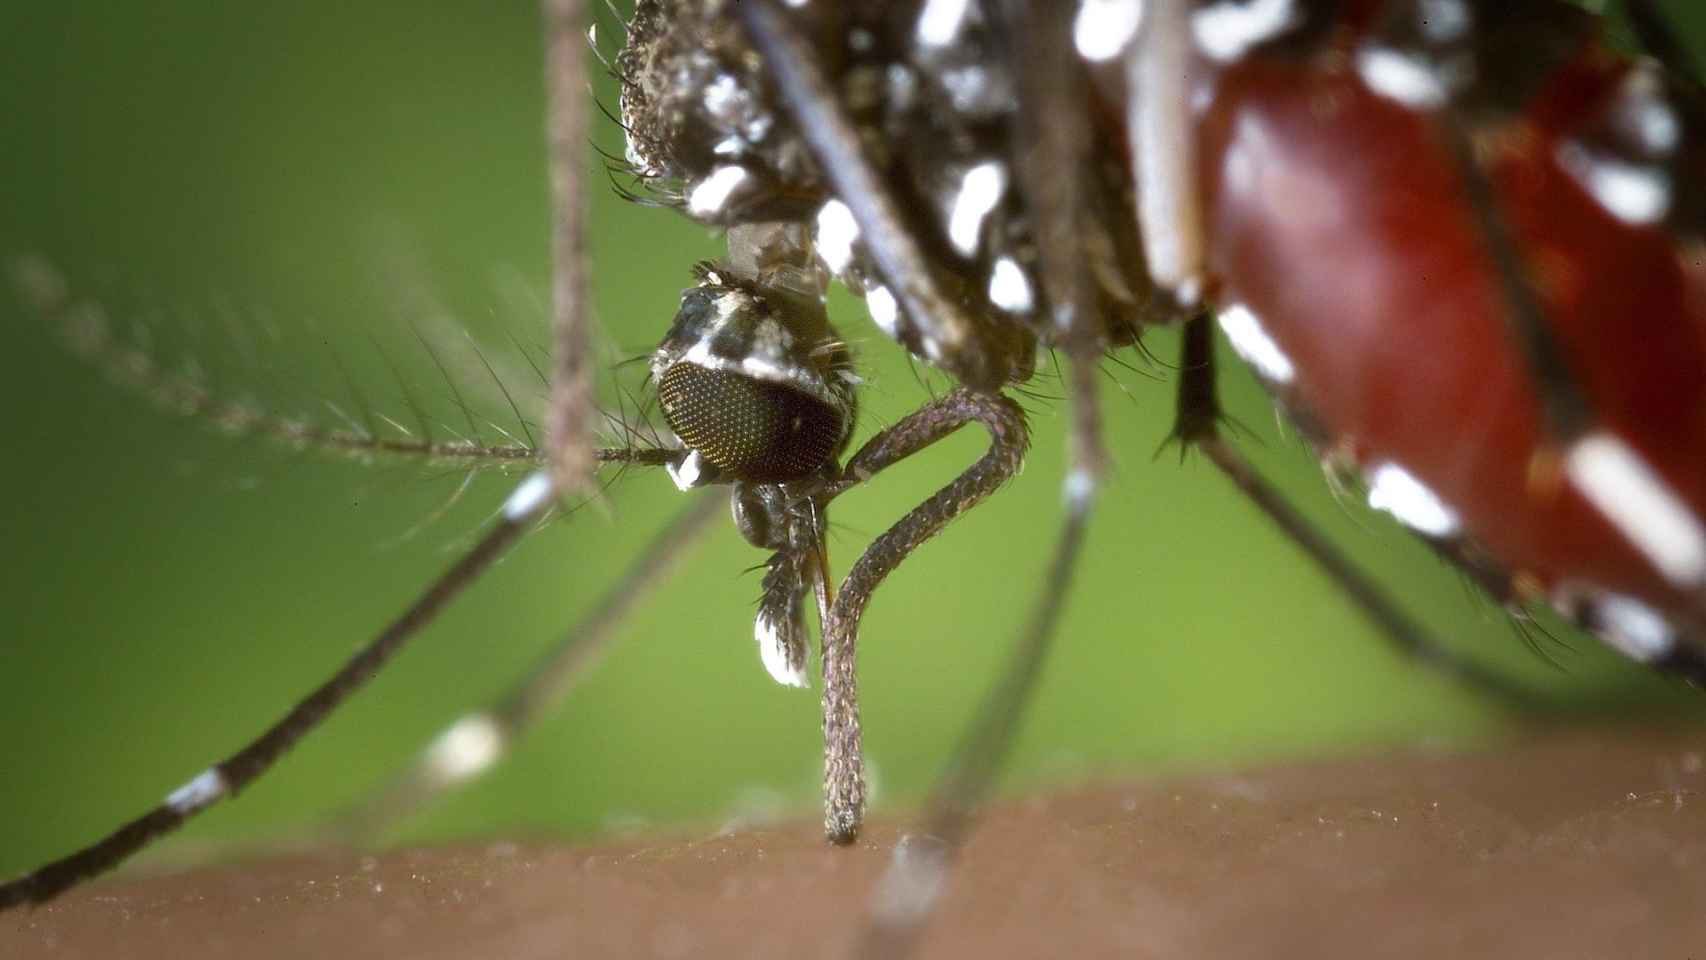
<box><xmin>6</xmin><ymin>726</ymin><xmax>1706</xmax><ymax>959</ymax></box>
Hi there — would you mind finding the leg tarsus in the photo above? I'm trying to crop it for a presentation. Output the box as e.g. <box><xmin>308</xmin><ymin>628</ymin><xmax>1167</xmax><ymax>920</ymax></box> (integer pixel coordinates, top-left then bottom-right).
<box><xmin>0</xmin><ymin>489</ymin><xmax>543</xmax><ymax>910</ymax></box>
<box><xmin>852</xmin><ymin>360</ymin><xmax>1101</xmax><ymax>956</ymax></box>
<box><xmin>543</xmin><ymin>0</ymin><xmax>595</xmax><ymax>493</ymax></box>
<box><xmin>818</xmin><ymin>389</ymin><xmax>1031</xmax><ymax>845</ymax></box>
<box><xmin>1158</xmin><ymin>309</ymin><xmax>1223</xmax><ymax>460</ymax></box>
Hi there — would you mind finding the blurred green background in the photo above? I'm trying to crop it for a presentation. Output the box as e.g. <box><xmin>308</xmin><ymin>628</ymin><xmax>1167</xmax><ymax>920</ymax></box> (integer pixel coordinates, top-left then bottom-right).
<box><xmin>2</xmin><ymin>2</ymin><xmax>1702</xmax><ymax>880</ymax></box>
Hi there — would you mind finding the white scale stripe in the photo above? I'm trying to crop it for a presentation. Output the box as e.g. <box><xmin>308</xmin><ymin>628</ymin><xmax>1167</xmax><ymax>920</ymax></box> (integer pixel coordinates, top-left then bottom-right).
<box><xmin>1365</xmin><ymin>462</ymin><xmax>1461</xmax><ymax>538</ymax></box>
<box><xmin>947</xmin><ymin>162</ymin><xmax>1006</xmax><ymax>257</ymax></box>
<box><xmin>164</xmin><ymin>768</ymin><xmax>228</xmax><ymax>814</ymax></box>
<box><xmin>1074</xmin><ymin>0</ymin><xmax>1143</xmax><ymax>63</ymax></box>
<box><xmin>1566</xmin><ymin>433</ymin><xmax>1706</xmax><ymax>588</ymax></box>
<box><xmin>1217</xmin><ymin>304</ymin><xmax>1294</xmax><ymax>384</ymax></box>
<box><xmin>1593</xmin><ymin>592</ymin><xmax>1675</xmax><ymax>663</ymax></box>
<box><xmin>503</xmin><ymin>471</ymin><xmax>555</xmax><ymax>521</ymax></box>
<box><xmin>756</xmin><ymin>613</ymin><xmax>809</xmax><ymax>688</ymax></box>
<box><xmin>425</xmin><ymin>713</ymin><xmax>506</xmax><ymax>782</ymax></box>
<box><xmin>916</xmin><ymin>0</ymin><xmax>971</xmax><ymax>48</ymax></box>
<box><xmin>687</xmin><ymin>165</ymin><xmax>750</xmax><ymax>217</ymax></box>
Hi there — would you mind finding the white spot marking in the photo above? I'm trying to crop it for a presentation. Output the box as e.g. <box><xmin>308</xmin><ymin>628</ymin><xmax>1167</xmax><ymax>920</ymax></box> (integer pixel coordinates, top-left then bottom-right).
<box><xmin>1623</xmin><ymin>68</ymin><xmax>1680</xmax><ymax>154</ymax></box>
<box><xmin>916</xmin><ymin>0</ymin><xmax>972</xmax><ymax>48</ymax></box>
<box><xmin>426</xmin><ymin>713</ymin><xmax>506</xmax><ymax>783</ymax></box>
<box><xmin>1593</xmin><ymin>592</ymin><xmax>1675</xmax><ymax>663</ymax></box>
<box><xmin>1556</xmin><ymin>144</ymin><xmax>1671</xmax><ymax>226</ymax></box>
<box><xmin>667</xmin><ymin>449</ymin><xmax>707</xmax><ymax>492</ymax></box>
<box><xmin>714</xmin><ymin>292</ymin><xmax>746</xmax><ymax>321</ymax></box>
<box><xmin>502</xmin><ymin>471</ymin><xmax>555</xmax><ymax>522</ymax></box>
<box><xmin>987</xmin><ymin>256</ymin><xmax>1033</xmax><ymax>312</ymax></box>
<box><xmin>948</xmin><ymin>161</ymin><xmax>1006</xmax><ymax>257</ymax></box>
<box><xmin>815</xmin><ymin>199</ymin><xmax>860</xmax><ymax>276</ymax></box>
<box><xmin>1365</xmin><ymin>462</ymin><xmax>1461</xmax><ymax>537</ymax></box>
<box><xmin>784</xmin><ymin>0</ymin><xmax>808</xmax><ymax>7</ymax></box>
<box><xmin>1356</xmin><ymin>47</ymin><xmax>1450</xmax><ymax>109</ymax></box>
<box><xmin>701</xmin><ymin>74</ymin><xmax>741</xmax><ymax>121</ymax></box>
<box><xmin>687</xmin><ymin>165</ymin><xmax>750</xmax><ymax>217</ymax></box>
<box><xmin>624</xmin><ymin>130</ymin><xmax>651</xmax><ymax>176</ymax></box>
<box><xmin>1074</xmin><ymin>0</ymin><xmax>1144</xmax><ymax>62</ymax></box>
<box><xmin>1566</xmin><ymin>433</ymin><xmax>1706</xmax><ymax>587</ymax></box>
<box><xmin>681</xmin><ymin>339</ymin><xmax>716</xmax><ymax>368</ymax></box>
<box><xmin>1064</xmin><ymin>466</ymin><xmax>1097</xmax><ymax>507</ymax></box>
<box><xmin>740</xmin><ymin>354</ymin><xmax>792</xmax><ymax>382</ymax></box>
<box><xmin>1192</xmin><ymin>0</ymin><xmax>1299</xmax><ymax>63</ymax></box>
<box><xmin>756</xmin><ymin>613</ymin><xmax>809</xmax><ymax>688</ymax></box>
<box><xmin>1217</xmin><ymin>304</ymin><xmax>1295</xmax><ymax>384</ymax></box>
<box><xmin>1636</xmin><ymin>99</ymin><xmax>1681</xmax><ymax>154</ymax></box>
<box><xmin>165</xmin><ymin>768</ymin><xmax>228</xmax><ymax>814</ymax></box>
<box><xmin>867</xmin><ymin>285</ymin><xmax>900</xmax><ymax>337</ymax></box>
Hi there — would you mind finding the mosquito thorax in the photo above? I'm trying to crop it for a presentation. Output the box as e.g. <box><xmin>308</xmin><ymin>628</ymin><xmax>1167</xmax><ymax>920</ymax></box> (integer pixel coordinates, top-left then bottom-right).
<box><xmin>618</xmin><ymin>0</ymin><xmax>1167</xmax><ymax>391</ymax></box>
<box><xmin>651</xmin><ymin>262</ymin><xmax>857</xmax><ymax>490</ymax></box>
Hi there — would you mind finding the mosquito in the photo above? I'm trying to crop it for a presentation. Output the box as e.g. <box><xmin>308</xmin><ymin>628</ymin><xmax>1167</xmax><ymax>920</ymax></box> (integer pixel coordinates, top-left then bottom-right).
<box><xmin>5</xmin><ymin>1</ymin><xmax>1706</xmax><ymax>957</ymax></box>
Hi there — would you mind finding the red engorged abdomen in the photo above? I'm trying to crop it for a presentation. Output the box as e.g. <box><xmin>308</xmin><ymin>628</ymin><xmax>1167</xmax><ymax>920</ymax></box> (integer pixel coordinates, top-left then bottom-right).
<box><xmin>1197</xmin><ymin>52</ymin><xmax>1706</xmax><ymax>617</ymax></box>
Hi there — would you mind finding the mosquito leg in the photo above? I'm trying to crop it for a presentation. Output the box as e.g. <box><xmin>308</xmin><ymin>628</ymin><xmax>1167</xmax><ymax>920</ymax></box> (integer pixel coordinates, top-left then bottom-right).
<box><xmin>845</xmin><ymin>9</ymin><xmax>1111</xmax><ymax>942</ymax></box>
<box><xmin>852</xmin><ymin>366</ymin><xmax>1101</xmax><ymax>960</ymax></box>
<box><xmin>8</xmin><ymin>256</ymin><xmax>549</xmax><ymax>467</ymax></box>
<box><xmin>323</xmin><ymin>490</ymin><xmax>722</xmax><ymax>840</ymax></box>
<box><xmin>853</xmin><ymin>1</ymin><xmax>1110</xmax><ymax>915</ymax></box>
<box><xmin>814</xmin><ymin>389</ymin><xmax>1029</xmax><ymax>844</ymax></box>
<box><xmin>1126</xmin><ymin>0</ymin><xmax>1206</xmax><ymax>301</ymax></box>
<box><xmin>543</xmin><ymin>0</ymin><xmax>595</xmax><ymax>494</ymax></box>
<box><xmin>734</xmin><ymin>0</ymin><xmax>1015</xmax><ymax>390</ymax></box>
<box><xmin>0</xmin><ymin>472</ymin><xmax>570</xmax><ymax>910</ymax></box>
<box><xmin>1171</xmin><ymin>314</ymin><xmax>1559</xmax><ymax>710</ymax></box>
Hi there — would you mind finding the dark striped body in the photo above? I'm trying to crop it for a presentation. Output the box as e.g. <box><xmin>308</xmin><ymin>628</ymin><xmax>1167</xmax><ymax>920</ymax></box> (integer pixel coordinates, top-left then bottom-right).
<box><xmin>622</xmin><ymin>0</ymin><xmax>1706</xmax><ymax>669</ymax></box>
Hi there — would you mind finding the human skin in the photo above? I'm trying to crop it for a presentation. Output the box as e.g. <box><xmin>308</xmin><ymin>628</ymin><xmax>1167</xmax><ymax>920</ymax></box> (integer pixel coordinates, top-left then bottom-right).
<box><xmin>5</xmin><ymin>724</ymin><xmax>1704</xmax><ymax>960</ymax></box>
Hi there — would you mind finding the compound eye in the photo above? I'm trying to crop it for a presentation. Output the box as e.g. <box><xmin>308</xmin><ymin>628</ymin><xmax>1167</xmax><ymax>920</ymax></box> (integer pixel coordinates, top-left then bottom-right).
<box><xmin>658</xmin><ymin>363</ymin><xmax>845</xmax><ymax>484</ymax></box>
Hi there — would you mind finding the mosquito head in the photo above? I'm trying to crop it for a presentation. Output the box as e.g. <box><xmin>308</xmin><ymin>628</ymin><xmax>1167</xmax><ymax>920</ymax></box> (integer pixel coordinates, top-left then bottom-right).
<box><xmin>651</xmin><ymin>260</ymin><xmax>857</xmax><ymax>489</ymax></box>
